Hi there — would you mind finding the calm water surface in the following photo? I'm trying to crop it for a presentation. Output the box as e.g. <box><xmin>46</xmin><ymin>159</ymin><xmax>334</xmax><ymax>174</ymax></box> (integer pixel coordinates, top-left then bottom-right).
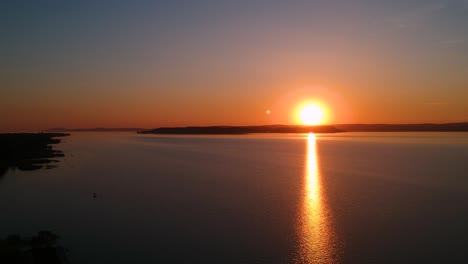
<box><xmin>1</xmin><ymin>132</ymin><xmax>468</xmax><ymax>263</ymax></box>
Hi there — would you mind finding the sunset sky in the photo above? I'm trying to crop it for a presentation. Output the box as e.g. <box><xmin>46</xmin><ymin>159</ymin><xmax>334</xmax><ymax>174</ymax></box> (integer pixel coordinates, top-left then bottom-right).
<box><xmin>1</xmin><ymin>0</ymin><xmax>467</xmax><ymax>131</ymax></box>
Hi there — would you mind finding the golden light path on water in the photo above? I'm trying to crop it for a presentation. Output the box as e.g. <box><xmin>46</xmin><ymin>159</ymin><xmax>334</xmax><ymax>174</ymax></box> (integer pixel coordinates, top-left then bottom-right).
<box><xmin>295</xmin><ymin>133</ymin><xmax>338</xmax><ymax>263</ymax></box>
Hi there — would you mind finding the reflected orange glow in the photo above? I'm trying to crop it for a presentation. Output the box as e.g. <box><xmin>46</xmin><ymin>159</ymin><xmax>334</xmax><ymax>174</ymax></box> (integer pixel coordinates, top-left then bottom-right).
<box><xmin>296</xmin><ymin>133</ymin><xmax>337</xmax><ymax>263</ymax></box>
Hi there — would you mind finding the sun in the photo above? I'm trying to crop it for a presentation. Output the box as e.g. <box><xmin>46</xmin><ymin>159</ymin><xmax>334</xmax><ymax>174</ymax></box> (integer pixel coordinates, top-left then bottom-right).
<box><xmin>299</xmin><ymin>104</ymin><xmax>324</xmax><ymax>125</ymax></box>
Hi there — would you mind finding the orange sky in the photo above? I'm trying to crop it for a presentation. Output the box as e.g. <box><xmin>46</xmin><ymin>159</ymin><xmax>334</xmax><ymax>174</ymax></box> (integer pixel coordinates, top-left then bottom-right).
<box><xmin>1</xmin><ymin>1</ymin><xmax>467</xmax><ymax>132</ymax></box>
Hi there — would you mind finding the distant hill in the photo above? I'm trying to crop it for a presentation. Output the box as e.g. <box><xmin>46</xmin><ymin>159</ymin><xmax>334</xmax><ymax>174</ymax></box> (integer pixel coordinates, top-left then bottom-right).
<box><xmin>48</xmin><ymin>123</ymin><xmax>468</xmax><ymax>134</ymax></box>
<box><xmin>139</xmin><ymin>122</ymin><xmax>468</xmax><ymax>135</ymax></box>
<box><xmin>139</xmin><ymin>125</ymin><xmax>342</xmax><ymax>135</ymax></box>
<box><xmin>48</xmin><ymin>127</ymin><xmax>145</xmax><ymax>132</ymax></box>
<box><xmin>335</xmin><ymin>122</ymin><xmax>468</xmax><ymax>132</ymax></box>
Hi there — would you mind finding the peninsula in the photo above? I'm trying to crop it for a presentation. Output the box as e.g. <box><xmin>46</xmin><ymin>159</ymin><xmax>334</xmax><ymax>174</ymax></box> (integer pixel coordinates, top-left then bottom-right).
<box><xmin>138</xmin><ymin>122</ymin><xmax>468</xmax><ymax>135</ymax></box>
<box><xmin>335</xmin><ymin>122</ymin><xmax>468</xmax><ymax>132</ymax></box>
<box><xmin>0</xmin><ymin>133</ymin><xmax>69</xmax><ymax>176</ymax></box>
<box><xmin>138</xmin><ymin>125</ymin><xmax>342</xmax><ymax>135</ymax></box>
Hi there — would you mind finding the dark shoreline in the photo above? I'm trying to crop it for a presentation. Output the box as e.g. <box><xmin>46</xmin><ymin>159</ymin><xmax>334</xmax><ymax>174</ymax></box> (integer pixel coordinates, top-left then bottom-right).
<box><xmin>0</xmin><ymin>231</ymin><xmax>68</xmax><ymax>264</ymax></box>
<box><xmin>138</xmin><ymin>125</ymin><xmax>343</xmax><ymax>135</ymax></box>
<box><xmin>335</xmin><ymin>122</ymin><xmax>468</xmax><ymax>132</ymax></box>
<box><xmin>138</xmin><ymin>122</ymin><xmax>468</xmax><ymax>135</ymax></box>
<box><xmin>0</xmin><ymin>133</ymin><xmax>69</xmax><ymax>176</ymax></box>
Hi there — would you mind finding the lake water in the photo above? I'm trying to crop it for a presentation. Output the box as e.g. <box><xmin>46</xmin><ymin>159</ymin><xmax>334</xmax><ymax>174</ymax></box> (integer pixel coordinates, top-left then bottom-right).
<box><xmin>1</xmin><ymin>132</ymin><xmax>468</xmax><ymax>263</ymax></box>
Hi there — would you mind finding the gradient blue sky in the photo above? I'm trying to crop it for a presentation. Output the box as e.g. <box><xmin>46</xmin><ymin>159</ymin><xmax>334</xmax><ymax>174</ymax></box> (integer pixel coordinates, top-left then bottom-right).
<box><xmin>1</xmin><ymin>0</ymin><xmax>467</xmax><ymax>131</ymax></box>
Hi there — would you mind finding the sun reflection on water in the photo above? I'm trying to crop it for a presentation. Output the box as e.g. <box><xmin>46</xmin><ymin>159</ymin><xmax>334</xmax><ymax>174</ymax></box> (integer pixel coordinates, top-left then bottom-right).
<box><xmin>296</xmin><ymin>133</ymin><xmax>338</xmax><ymax>263</ymax></box>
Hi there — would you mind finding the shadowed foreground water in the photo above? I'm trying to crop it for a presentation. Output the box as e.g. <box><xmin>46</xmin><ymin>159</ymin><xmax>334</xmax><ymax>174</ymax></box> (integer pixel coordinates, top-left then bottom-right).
<box><xmin>1</xmin><ymin>132</ymin><xmax>468</xmax><ymax>263</ymax></box>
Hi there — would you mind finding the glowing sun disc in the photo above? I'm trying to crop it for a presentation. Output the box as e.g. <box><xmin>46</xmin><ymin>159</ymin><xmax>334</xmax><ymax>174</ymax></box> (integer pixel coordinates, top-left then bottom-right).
<box><xmin>300</xmin><ymin>105</ymin><xmax>323</xmax><ymax>125</ymax></box>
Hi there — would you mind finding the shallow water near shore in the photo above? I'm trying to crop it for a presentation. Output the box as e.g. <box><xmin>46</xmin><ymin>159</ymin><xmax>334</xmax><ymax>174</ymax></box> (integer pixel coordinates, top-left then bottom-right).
<box><xmin>1</xmin><ymin>132</ymin><xmax>468</xmax><ymax>263</ymax></box>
